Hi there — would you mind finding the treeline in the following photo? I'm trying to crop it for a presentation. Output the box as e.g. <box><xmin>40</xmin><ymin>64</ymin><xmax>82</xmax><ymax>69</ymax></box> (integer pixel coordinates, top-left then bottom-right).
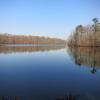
<box><xmin>0</xmin><ymin>34</ymin><xmax>66</xmax><ymax>45</ymax></box>
<box><xmin>68</xmin><ymin>18</ymin><xmax>100</xmax><ymax>47</ymax></box>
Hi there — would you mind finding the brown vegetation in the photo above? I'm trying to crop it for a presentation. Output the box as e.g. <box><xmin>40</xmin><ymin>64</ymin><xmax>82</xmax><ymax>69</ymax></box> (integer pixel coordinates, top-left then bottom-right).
<box><xmin>0</xmin><ymin>34</ymin><xmax>66</xmax><ymax>45</ymax></box>
<box><xmin>68</xmin><ymin>18</ymin><xmax>100</xmax><ymax>47</ymax></box>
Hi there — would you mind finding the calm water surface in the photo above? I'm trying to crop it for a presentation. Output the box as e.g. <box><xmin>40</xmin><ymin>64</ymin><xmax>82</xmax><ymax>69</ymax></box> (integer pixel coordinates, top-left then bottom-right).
<box><xmin>0</xmin><ymin>45</ymin><xmax>100</xmax><ymax>100</ymax></box>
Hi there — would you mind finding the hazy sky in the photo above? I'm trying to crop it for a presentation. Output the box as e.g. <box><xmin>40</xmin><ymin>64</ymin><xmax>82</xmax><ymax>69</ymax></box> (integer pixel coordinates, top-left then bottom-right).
<box><xmin>0</xmin><ymin>0</ymin><xmax>100</xmax><ymax>39</ymax></box>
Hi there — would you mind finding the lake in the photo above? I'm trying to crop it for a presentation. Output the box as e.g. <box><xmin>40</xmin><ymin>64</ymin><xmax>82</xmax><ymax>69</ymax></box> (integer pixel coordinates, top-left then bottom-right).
<box><xmin>0</xmin><ymin>45</ymin><xmax>100</xmax><ymax>100</ymax></box>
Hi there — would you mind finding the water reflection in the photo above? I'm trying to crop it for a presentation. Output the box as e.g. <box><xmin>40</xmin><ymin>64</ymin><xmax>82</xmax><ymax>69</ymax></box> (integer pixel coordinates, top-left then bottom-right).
<box><xmin>0</xmin><ymin>96</ymin><xmax>19</xmax><ymax>100</ymax></box>
<box><xmin>0</xmin><ymin>45</ymin><xmax>65</xmax><ymax>54</ymax></box>
<box><xmin>0</xmin><ymin>94</ymin><xmax>80</xmax><ymax>100</ymax></box>
<box><xmin>0</xmin><ymin>46</ymin><xmax>100</xmax><ymax>99</ymax></box>
<box><xmin>56</xmin><ymin>93</ymin><xmax>80</xmax><ymax>100</ymax></box>
<box><xmin>67</xmin><ymin>47</ymin><xmax>100</xmax><ymax>74</ymax></box>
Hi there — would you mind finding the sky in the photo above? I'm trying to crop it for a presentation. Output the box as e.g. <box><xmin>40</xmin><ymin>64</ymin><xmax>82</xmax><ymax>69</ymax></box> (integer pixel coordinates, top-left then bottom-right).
<box><xmin>0</xmin><ymin>0</ymin><xmax>100</xmax><ymax>39</ymax></box>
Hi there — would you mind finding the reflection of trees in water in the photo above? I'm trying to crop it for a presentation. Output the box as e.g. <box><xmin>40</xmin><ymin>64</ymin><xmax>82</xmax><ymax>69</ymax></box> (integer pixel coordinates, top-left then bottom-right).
<box><xmin>0</xmin><ymin>45</ymin><xmax>65</xmax><ymax>54</ymax></box>
<box><xmin>0</xmin><ymin>94</ymin><xmax>98</xmax><ymax>100</ymax></box>
<box><xmin>0</xmin><ymin>96</ymin><xmax>33</xmax><ymax>100</ymax></box>
<box><xmin>0</xmin><ymin>94</ymin><xmax>80</xmax><ymax>100</ymax></box>
<box><xmin>0</xmin><ymin>96</ymin><xmax>19</xmax><ymax>100</ymax></box>
<box><xmin>56</xmin><ymin>93</ymin><xmax>80</xmax><ymax>100</ymax></box>
<box><xmin>67</xmin><ymin>47</ymin><xmax>100</xmax><ymax>74</ymax></box>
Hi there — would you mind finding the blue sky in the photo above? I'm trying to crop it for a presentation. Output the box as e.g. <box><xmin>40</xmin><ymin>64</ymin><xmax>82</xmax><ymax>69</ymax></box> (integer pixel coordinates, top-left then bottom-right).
<box><xmin>0</xmin><ymin>0</ymin><xmax>100</xmax><ymax>39</ymax></box>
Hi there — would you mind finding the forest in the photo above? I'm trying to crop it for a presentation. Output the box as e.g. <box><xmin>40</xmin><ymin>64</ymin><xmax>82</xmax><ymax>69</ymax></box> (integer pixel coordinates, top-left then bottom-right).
<box><xmin>0</xmin><ymin>33</ymin><xmax>66</xmax><ymax>45</ymax></box>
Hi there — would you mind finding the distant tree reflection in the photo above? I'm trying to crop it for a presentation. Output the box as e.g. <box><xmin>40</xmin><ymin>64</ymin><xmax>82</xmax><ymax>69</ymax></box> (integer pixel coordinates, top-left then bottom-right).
<box><xmin>0</xmin><ymin>96</ymin><xmax>19</xmax><ymax>100</ymax></box>
<box><xmin>0</xmin><ymin>45</ymin><xmax>65</xmax><ymax>54</ymax></box>
<box><xmin>67</xmin><ymin>47</ymin><xmax>100</xmax><ymax>74</ymax></box>
<box><xmin>56</xmin><ymin>93</ymin><xmax>80</xmax><ymax>100</ymax></box>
